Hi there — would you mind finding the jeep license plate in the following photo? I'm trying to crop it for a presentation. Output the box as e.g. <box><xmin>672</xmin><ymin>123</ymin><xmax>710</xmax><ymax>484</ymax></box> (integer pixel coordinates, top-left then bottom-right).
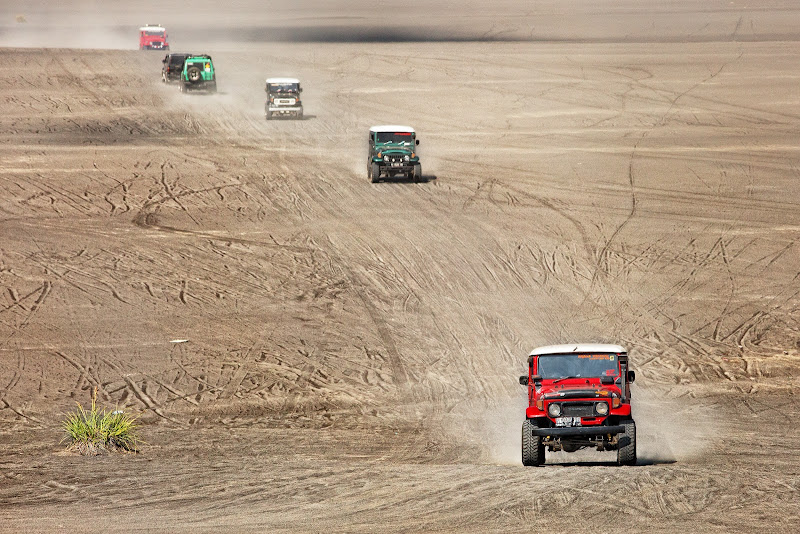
<box><xmin>555</xmin><ymin>417</ymin><xmax>582</xmax><ymax>427</ymax></box>
<box><xmin>392</xmin><ymin>163</ymin><xmax>402</xmax><ymax>167</ymax></box>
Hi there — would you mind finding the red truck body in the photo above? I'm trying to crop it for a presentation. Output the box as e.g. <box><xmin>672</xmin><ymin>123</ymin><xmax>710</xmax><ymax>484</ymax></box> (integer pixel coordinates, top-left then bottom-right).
<box><xmin>139</xmin><ymin>25</ymin><xmax>169</xmax><ymax>50</ymax></box>
<box><xmin>520</xmin><ymin>344</ymin><xmax>637</xmax><ymax>466</ymax></box>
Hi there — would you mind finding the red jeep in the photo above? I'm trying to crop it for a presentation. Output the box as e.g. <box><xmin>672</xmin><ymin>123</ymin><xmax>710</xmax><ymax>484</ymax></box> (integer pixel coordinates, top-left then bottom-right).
<box><xmin>139</xmin><ymin>25</ymin><xmax>169</xmax><ymax>50</ymax></box>
<box><xmin>520</xmin><ymin>344</ymin><xmax>637</xmax><ymax>466</ymax></box>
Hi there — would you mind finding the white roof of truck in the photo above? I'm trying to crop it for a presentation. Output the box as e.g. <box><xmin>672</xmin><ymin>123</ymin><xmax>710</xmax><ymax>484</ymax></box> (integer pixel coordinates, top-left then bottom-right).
<box><xmin>266</xmin><ymin>78</ymin><xmax>300</xmax><ymax>84</ymax></box>
<box><xmin>370</xmin><ymin>125</ymin><xmax>415</xmax><ymax>133</ymax></box>
<box><xmin>140</xmin><ymin>25</ymin><xmax>165</xmax><ymax>31</ymax></box>
<box><xmin>529</xmin><ymin>344</ymin><xmax>627</xmax><ymax>356</ymax></box>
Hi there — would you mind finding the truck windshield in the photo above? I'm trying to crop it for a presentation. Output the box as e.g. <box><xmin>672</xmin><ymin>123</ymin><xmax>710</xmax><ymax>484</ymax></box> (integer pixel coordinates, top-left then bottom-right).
<box><xmin>537</xmin><ymin>354</ymin><xmax>619</xmax><ymax>379</ymax></box>
<box><xmin>144</xmin><ymin>31</ymin><xmax>165</xmax><ymax>37</ymax></box>
<box><xmin>268</xmin><ymin>83</ymin><xmax>299</xmax><ymax>93</ymax></box>
<box><xmin>375</xmin><ymin>132</ymin><xmax>414</xmax><ymax>145</ymax></box>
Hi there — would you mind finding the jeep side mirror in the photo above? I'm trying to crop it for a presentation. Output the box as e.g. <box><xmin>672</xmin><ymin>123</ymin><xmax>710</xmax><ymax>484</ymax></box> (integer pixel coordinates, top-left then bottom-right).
<box><xmin>627</xmin><ymin>370</ymin><xmax>636</xmax><ymax>383</ymax></box>
<box><xmin>600</xmin><ymin>375</ymin><xmax>614</xmax><ymax>385</ymax></box>
<box><xmin>519</xmin><ymin>376</ymin><xmax>528</xmax><ymax>386</ymax></box>
<box><xmin>415</xmin><ymin>139</ymin><xmax>420</xmax><ymax>145</ymax></box>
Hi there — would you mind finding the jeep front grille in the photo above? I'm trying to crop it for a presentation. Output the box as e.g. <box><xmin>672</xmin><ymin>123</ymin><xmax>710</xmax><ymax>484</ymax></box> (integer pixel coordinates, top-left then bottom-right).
<box><xmin>561</xmin><ymin>403</ymin><xmax>596</xmax><ymax>417</ymax></box>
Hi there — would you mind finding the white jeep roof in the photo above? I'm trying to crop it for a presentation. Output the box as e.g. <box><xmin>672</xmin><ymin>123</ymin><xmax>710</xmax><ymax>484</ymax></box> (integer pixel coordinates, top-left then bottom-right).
<box><xmin>140</xmin><ymin>25</ymin><xmax>165</xmax><ymax>31</ymax></box>
<box><xmin>529</xmin><ymin>344</ymin><xmax>627</xmax><ymax>356</ymax></box>
<box><xmin>266</xmin><ymin>78</ymin><xmax>300</xmax><ymax>84</ymax></box>
<box><xmin>370</xmin><ymin>125</ymin><xmax>415</xmax><ymax>133</ymax></box>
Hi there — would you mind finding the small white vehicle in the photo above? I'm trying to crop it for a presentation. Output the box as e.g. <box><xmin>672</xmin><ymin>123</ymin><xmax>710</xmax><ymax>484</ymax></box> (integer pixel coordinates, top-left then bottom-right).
<box><xmin>265</xmin><ymin>78</ymin><xmax>303</xmax><ymax>119</ymax></box>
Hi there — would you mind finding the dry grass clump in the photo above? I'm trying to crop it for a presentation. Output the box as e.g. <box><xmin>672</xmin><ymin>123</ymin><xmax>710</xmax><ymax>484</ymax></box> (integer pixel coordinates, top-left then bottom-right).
<box><xmin>62</xmin><ymin>388</ymin><xmax>140</xmax><ymax>455</ymax></box>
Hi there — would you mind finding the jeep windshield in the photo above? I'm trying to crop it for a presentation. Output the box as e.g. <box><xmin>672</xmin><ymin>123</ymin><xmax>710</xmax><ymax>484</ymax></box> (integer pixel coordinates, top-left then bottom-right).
<box><xmin>268</xmin><ymin>83</ymin><xmax>299</xmax><ymax>93</ymax></box>
<box><xmin>375</xmin><ymin>132</ymin><xmax>414</xmax><ymax>146</ymax></box>
<box><xmin>537</xmin><ymin>354</ymin><xmax>619</xmax><ymax>380</ymax></box>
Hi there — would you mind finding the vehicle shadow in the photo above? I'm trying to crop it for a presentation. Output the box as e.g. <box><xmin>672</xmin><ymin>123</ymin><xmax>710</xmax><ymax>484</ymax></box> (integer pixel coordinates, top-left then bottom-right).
<box><xmin>263</xmin><ymin>114</ymin><xmax>316</xmax><ymax>120</ymax></box>
<box><xmin>377</xmin><ymin>174</ymin><xmax>437</xmax><ymax>184</ymax></box>
<box><xmin>546</xmin><ymin>458</ymin><xmax>677</xmax><ymax>467</ymax></box>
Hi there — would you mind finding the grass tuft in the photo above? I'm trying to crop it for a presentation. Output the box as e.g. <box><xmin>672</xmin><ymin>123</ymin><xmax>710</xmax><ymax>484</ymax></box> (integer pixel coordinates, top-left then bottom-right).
<box><xmin>62</xmin><ymin>388</ymin><xmax>140</xmax><ymax>455</ymax></box>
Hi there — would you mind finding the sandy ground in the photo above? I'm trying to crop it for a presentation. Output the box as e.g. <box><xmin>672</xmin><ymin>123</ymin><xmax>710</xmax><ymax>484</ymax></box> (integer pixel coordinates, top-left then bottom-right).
<box><xmin>1</xmin><ymin>1</ymin><xmax>800</xmax><ymax>532</ymax></box>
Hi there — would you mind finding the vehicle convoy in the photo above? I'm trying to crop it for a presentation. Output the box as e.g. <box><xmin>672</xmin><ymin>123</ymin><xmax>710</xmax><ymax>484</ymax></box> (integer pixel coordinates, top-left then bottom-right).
<box><xmin>519</xmin><ymin>344</ymin><xmax>637</xmax><ymax>466</ymax></box>
<box><xmin>367</xmin><ymin>125</ymin><xmax>421</xmax><ymax>183</ymax></box>
<box><xmin>265</xmin><ymin>78</ymin><xmax>303</xmax><ymax>119</ymax></box>
<box><xmin>179</xmin><ymin>55</ymin><xmax>216</xmax><ymax>93</ymax></box>
<box><xmin>139</xmin><ymin>25</ymin><xmax>169</xmax><ymax>50</ymax></box>
<box><xmin>162</xmin><ymin>53</ymin><xmax>192</xmax><ymax>83</ymax></box>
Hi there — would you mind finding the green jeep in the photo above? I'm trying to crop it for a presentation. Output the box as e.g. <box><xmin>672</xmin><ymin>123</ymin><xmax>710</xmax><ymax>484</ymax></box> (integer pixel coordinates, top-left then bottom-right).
<box><xmin>368</xmin><ymin>125</ymin><xmax>421</xmax><ymax>183</ymax></box>
<box><xmin>179</xmin><ymin>55</ymin><xmax>217</xmax><ymax>93</ymax></box>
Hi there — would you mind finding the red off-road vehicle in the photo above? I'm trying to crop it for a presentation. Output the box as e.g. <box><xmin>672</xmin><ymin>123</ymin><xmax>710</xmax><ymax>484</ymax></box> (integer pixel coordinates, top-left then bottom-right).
<box><xmin>139</xmin><ymin>25</ymin><xmax>169</xmax><ymax>50</ymax></box>
<box><xmin>519</xmin><ymin>344</ymin><xmax>637</xmax><ymax>466</ymax></box>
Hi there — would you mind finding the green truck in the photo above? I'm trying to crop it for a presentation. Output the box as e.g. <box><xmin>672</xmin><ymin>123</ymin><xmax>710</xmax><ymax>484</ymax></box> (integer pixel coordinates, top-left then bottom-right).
<box><xmin>368</xmin><ymin>125</ymin><xmax>421</xmax><ymax>183</ymax></box>
<box><xmin>179</xmin><ymin>55</ymin><xmax>217</xmax><ymax>93</ymax></box>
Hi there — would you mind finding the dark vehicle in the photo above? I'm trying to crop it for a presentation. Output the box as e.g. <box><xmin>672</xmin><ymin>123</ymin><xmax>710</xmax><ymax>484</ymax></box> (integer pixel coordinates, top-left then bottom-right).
<box><xmin>519</xmin><ymin>344</ymin><xmax>637</xmax><ymax>466</ymax></box>
<box><xmin>367</xmin><ymin>125</ymin><xmax>421</xmax><ymax>183</ymax></box>
<box><xmin>162</xmin><ymin>53</ymin><xmax>192</xmax><ymax>83</ymax></box>
<box><xmin>265</xmin><ymin>78</ymin><xmax>303</xmax><ymax>119</ymax></box>
<box><xmin>179</xmin><ymin>55</ymin><xmax>216</xmax><ymax>93</ymax></box>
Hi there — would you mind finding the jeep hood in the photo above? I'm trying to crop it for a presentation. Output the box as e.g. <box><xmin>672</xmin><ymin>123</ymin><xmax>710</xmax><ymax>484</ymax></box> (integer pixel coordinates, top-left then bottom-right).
<box><xmin>539</xmin><ymin>379</ymin><xmax>621</xmax><ymax>399</ymax></box>
<box><xmin>377</xmin><ymin>145</ymin><xmax>413</xmax><ymax>153</ymax></box>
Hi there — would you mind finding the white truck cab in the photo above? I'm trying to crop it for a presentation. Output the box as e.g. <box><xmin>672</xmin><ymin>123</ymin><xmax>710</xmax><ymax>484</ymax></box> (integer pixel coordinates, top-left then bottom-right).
<box><xmin>265</xmin><ymin>78</ymin><xmax>303</xmax><ymax>119</ymax></box>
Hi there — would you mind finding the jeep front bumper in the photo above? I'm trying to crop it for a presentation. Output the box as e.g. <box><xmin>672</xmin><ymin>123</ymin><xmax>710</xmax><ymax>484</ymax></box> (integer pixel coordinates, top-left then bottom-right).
<box><xmin>268</xmin><ymin>106</ymin><xmax>302</xmax><ymax>113</ymax></box>
<box><xmin>530</xmin><ymin>425</ymin><xmax>625</xmax><ymax>437</ymax></box>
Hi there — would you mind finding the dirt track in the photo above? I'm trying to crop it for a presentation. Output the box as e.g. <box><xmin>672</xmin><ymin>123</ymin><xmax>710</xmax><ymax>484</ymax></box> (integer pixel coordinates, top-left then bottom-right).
<box><xmin>1</xmin><ymin>1</ymin><xmax>800</xmax><ymax>532</ymax></box>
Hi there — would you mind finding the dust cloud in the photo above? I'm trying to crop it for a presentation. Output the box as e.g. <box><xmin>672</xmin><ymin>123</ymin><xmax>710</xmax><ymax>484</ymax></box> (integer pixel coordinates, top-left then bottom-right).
<box><xmin>634</xmin><ymin>387</ymin><xmax>722</xmax><ymax>464</ymax></box>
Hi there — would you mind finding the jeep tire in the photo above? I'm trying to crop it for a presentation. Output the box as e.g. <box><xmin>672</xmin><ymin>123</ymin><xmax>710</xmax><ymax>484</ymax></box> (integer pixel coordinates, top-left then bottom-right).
<box><xmin>617</xmin><ymin>419</ymin><xmax>637</xmax><ymax>466</ymax></box>
<box><xmin>522</xmin><ymin>419</ymin><xmax>545</xmax><ymax>466</ymax></box>
<box><xmin>412</xmin><ymin>164</ymin><xmax>422</xmax><ymax>183</ymax></box>
<box><xmin>370</xmin><ymin>163</ymin><xmax>381</xmax><ymax>183</ymax></box>
<box><xmin>187</xmin><ymin>66</ymin><xmax>202</xmax><ymax>84</ymax></box>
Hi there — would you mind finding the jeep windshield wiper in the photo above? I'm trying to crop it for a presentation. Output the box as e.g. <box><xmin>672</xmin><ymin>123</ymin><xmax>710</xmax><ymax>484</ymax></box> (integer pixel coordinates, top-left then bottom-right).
<box><xmin>551</xmin><ymin>375</ymin><xmax>581</xmax><ymax>383</ymax></box>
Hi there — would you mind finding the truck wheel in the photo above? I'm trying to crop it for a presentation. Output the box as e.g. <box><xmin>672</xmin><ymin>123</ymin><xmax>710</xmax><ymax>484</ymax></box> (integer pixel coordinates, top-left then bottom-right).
<box><xmin>522</xmin><ymin>419</ymin><xmax>545</xmax><ymax>466</ymax></box>
<box><xmin>370</xmin><ymin>163</ymin><xmax>381</xmax><ymax>183</ymax></box>
<box><xmin>296</xmin><ymin>110</ymin><xmax>303</xmax><ymax>120</ymax></box>
<box><xmin>617</xmin><ymin>419</ymin><xmax>637</xmax><ymax>466</ymax></box>
<box><xmin>265</xmin><ymin>111</ymin><xmax>272</xmax><ymax>120</ymax></box>
<box><xmin>412</xmin><ymin>164</ymin><xmax>422</xmax><ymax>183</ymax></box>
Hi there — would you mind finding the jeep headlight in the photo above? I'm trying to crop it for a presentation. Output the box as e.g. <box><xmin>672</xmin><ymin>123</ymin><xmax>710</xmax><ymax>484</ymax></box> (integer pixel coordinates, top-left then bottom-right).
<box><xmin>595</xmin><ymin>401</ymin><xmax>609</xmax><ymax>416</ymax></box>
<box><xmin>404</xmin><ymin>155</ymin><xmax>410</xmax><ymax>161</ymax></box>
<box><xmin>547</xmin><ymin>403</ymin><xmax>561</xmax><ymax>417</ymax></box>
<box><xmin>384</xmin><ymin>156</ymin><xmax>389</xmax><ymax>161</ymax></box>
